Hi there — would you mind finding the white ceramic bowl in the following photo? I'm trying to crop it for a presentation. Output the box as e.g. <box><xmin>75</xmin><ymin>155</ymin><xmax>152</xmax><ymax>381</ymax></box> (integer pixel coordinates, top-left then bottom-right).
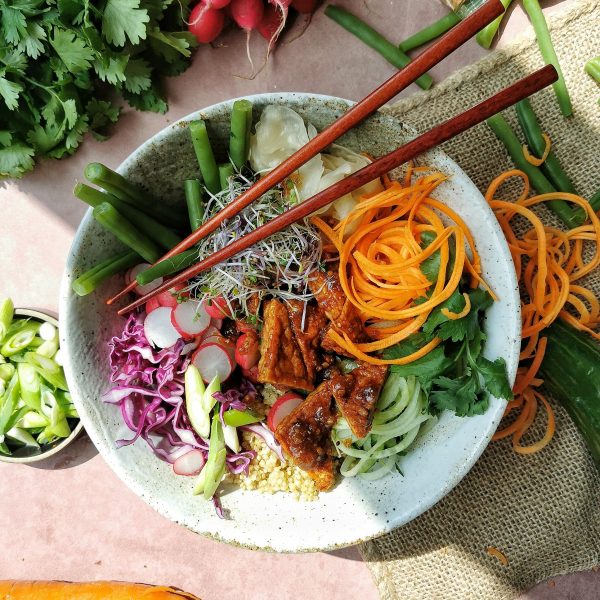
<box><xmin>60</xmin><ymin>93</ymin><xmax>520</xmax><ymax>552</ymax></box>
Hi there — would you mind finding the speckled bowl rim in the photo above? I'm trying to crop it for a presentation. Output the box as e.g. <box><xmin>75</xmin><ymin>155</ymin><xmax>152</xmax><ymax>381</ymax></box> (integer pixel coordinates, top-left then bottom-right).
<box><xmin>60</xmin><ymin>92</ymin><xmax>520</xmax><ymax>552</ymax></box>
<box><xmin>0</xmin><ymin>309</ymin><xmax>84</xmax><ymax>464</ymax></box>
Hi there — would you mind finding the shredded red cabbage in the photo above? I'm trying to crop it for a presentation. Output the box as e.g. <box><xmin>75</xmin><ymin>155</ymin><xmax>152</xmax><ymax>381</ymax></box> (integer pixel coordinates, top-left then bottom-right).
<box><xmin>103</xmin><ymin>312</ymin><xmax>201</xmax><ymax>464</ymax></box>
<box><xmin>105</xmin><ymin>312</ymin><xmax>262</xmax><ymax>482</ymax></box>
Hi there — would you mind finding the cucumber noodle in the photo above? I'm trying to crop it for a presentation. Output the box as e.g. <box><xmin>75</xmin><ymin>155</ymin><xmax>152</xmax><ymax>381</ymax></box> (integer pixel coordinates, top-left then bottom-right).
<box><xmin>332</xmin><ymin>373</ymin><xmax>435</xmax><ymax>480</ymax></box>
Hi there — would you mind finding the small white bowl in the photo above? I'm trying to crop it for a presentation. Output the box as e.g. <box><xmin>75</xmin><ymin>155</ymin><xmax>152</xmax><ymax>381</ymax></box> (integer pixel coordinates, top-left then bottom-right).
<box><xmin>0</xmin><ymin>309</ymin><xmax>83</xmax><ymax>464</ymax></box>
<box><xmin>60</xmin><ymin>93</ymin><xmax>520</xmax><ymax>552</ymax></box>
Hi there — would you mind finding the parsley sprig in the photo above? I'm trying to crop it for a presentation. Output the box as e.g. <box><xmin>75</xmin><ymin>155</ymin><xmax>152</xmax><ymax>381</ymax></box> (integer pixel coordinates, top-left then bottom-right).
<box><xmin>383</xmin><ymin>287</ymin><xmax>513</xmax><ymax>417</ymax></box>
<box><xmin>0</xmin><ymin>0</ymin><xmax>198</xmax><ymax>178</ymax></box>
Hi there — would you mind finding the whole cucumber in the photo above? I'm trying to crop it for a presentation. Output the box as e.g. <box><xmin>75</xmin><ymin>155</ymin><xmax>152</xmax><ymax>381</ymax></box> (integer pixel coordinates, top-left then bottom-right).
<box><xmin>540</xmin><ymin>319</ymin><xmax>600</xmax><ymax>469</ymax></box>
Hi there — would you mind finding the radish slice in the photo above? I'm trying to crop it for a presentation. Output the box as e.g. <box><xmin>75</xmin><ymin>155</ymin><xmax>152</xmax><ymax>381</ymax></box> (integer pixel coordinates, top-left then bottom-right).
<box><xmin>173</xmin><ymin>449</ymin><xmax>205</xmax><ymax>476</ymax></box>
<box><xmin>171</xmin><ymin>300</ymin><xmax>211</xmax><ymax>339</ymax></box>
<box><xmin>202</xmin><ymin>333</ymin><xmax>236</xmax><ymax>363</ymax></box>
<box><xmin>192</xmin><ymin>343</ymin><xmax>235</xmax><ymax>383</ymax></box>
<box><xmin>235</xmin><ymin>332</ymin><xmax>260</xmax><ymax>370</ymax></box>
<box><xmin>241</xmin><ymin>365</ymin><xmax>259</xmax><ymax>383</ymax></box>
<box><xmin>181</xmin><ymin>339</ymin><xmax>202</xmax><ymax>355</ymax></box>
<box><xmin>128</xmin><ymin>263</ymin><xmax>164</xmax><ymax>297</ymax></box>
<box><xmin>267</xmin><ymin>392</ymin><xmax>304</xmax><ymax>431</ymax></box>
<box><xmin>157</xmin><ymin>285</ymin><xmax>186</xmax><ymax>308</ymax></box>
<box><xmin>205</xmin><ymin>296</ymin><xmax>232</xmax><ymax>319</ymax></box>
<box><xmin>144</xmin><ymin>307</ymin><xmax>181</xmax><ymax>349</ymax></box>
<box><xmin>211</xmin><ymin>317</ymin><xmax>224</xmax><ymax>330</ymax></box>
<box><xmin>145</xmin><ymin>297</ymin><xmax>161</xmax><ymax>314</ymax></box>
<box><xmin>199</xmin><ymin>324</ymin><xmax>220</xmax><ymax>342</ymax></box>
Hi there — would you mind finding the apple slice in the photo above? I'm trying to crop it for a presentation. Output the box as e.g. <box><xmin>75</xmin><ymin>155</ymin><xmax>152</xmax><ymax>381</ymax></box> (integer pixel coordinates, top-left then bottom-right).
<box><xmin>267</xmin><ymin>392</ymin><xmax>304</xmax><ymax>431</ymax></box>
<box><xmin>144</xmin><ymin>307</ymin><xmax>181</xmax><ymax>349</ymax></box>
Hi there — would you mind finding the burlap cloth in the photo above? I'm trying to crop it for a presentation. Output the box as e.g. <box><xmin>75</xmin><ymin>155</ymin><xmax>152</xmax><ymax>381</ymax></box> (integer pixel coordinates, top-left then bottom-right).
<box><xmin>359</xmin><ymin>2</ymin><xmax>600</xmax><ymax>598</ymax></box>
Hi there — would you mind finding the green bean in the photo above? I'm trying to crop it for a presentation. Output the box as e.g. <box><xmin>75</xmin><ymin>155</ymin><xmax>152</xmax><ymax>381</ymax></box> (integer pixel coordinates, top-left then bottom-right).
<box><xmin>184</xmin><ymin>179</ymin><xmax>204</xmax><ymax>231</ymax></box>
<box><xmin>515</xmin><ymin>100</ymin><xmax>577</xmax><ymax>195</ymax></box>
<box><xmin>189</xmin><ymin>120</ymin><xmax>221</xmax><ymax>195</ymax></box>
<box><xmin>486</xmin><ymin>114</ymin><xmax>579</xmax><ymax>229</ymax></box>
<box><xmin>325</xmin><ymin>5</ymin><xmax>433</xmax><ymax>91</ymax></box>
<box><xmin>72</xmin><ymin>250</ymin><xmax>139</xmax><ymax>297</ymax></box>
<box><xmin>398</xmin><ymin>12</ymin><xmax>460</xmax><ymax>53</ymax></box>
<box><xmin>84</xmin><ymin>162</ymin><xmax>186</xmax><ymax>229</ymax></box>
<box><xmin>219</xmin><ymin>163</ymin><xmax>234</xmax><ymax>191</ymax></box>
<box><xmin>93</xmin><ymin>203</ymin><xmax>162</xmax><ymax>264</ymax></box>
<box><xmin>0</xmin><ymin>298</ymin><xmax>13</xmax><ymax>344</ymax></box>
<box><xmin>135</xmin><ymin>249</ymin><xmax>199</xmax><ymax>286</ymax></box>
<box><xmin>585</xmin><ymin>56</ymin><xmax>600</xmax><ymax>87</ymax></box>
<box><xmin>522</xmin><ymin>0</ymin><xmax>572</xmax><ymax>117</ymax></box>
<box><xmin>476</xmin><ymin>0</ymin><xmax>513</xmax><ymax>49</ymax></box>
<box><xmin>74</xmin><ymin>183</ymin><xmax>182</xmax><ymax>250</ymax></box>
<box><xmin>229</xmin><ymin>99</ymin><xmax>253</xmax><ymax>170</ymax></box>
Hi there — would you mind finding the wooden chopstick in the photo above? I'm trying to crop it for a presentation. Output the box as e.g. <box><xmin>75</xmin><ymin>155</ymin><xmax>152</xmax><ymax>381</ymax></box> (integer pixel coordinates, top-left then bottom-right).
<box><xmin>118</xmin><ymin>64</ymin><xmax>558</xmax><ymax>316</ymax></box>
<box><xmin>107</xmin><ymin>0</ymin><xmax>505</xmax><ymax>306</ymax></box>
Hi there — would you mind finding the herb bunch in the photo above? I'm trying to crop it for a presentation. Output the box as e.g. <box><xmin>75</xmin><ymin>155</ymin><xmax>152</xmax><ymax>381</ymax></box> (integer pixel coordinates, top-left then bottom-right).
<box><xmin>0</xmin><ymin>0</ymin><xmax>197</xmax><ymax>178</ymax></box>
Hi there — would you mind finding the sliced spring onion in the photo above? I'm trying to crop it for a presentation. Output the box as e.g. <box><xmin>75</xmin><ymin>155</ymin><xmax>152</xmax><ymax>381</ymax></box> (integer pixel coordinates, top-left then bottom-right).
<box><xmin>223</xmin><ymin>409</ymin><xmax>262</xmax><ymax>427</ymax></box>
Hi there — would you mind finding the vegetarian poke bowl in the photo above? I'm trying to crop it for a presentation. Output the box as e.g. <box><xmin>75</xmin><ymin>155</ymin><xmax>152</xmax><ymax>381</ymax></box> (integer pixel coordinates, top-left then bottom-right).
<box><xmin>60</xmin><ymin>93</ymin><xmax>520</xmax><ymax>552</ymax></box>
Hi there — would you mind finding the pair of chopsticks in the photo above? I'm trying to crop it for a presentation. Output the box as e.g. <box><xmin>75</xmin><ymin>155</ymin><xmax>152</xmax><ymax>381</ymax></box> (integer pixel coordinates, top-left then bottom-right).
<box><xmin>113</xmin><ymin>1</ymin><xmax>557</xmax><ymax>316</ymax></box>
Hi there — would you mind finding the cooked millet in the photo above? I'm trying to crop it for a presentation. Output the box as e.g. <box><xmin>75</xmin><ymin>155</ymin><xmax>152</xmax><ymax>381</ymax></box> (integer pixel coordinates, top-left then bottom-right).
<box><xmin>232</xmin><ymin>431</ymin><xmax>318</xmax><ymax>501</ymax></box>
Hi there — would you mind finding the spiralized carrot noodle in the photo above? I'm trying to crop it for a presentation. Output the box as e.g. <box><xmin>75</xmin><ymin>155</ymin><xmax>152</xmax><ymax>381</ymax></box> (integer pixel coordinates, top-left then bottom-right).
<box><xmin>486</xmin><ymin>169</ymin><xmax>600</xmax><ymax>454</ymax></box>
<box><xmin>522</xmin><ymin>133</ymin><xmax>552</xmax><ymax>166</ymax></box>
<box><xmin>313</xmin><ymin>170</ymin><xmax>491</xmax><ymax>364</ymax></box>
<box><xmin>486</xmin><ymin>546</ymin><xmax>509</xmax><ymax>566</ymax></box>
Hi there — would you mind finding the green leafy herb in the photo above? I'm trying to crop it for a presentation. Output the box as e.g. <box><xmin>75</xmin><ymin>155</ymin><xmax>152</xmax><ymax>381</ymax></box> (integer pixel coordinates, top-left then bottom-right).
<box><xmin>0</xmin><ymin>0</ymin><xmax>197</xmax><ymax>178</ymax></box>
<box><xmin>384</xmin><ymin>287</ymin><xmax>512</xmax><ymax>417</ymax></box>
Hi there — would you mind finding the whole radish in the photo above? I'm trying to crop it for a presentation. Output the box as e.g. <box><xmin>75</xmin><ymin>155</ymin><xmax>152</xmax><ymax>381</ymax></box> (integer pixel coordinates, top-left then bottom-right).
<box><xmin>258</xmin><ymin>3</ymin><xmax>284</xmax><ymax>43</ymax></box>
<box><xmin>290</xmin><ymin>0</ymin><xmax>318</xmax><ymax>13</ymax></box>
<box><xmin>230</xmin><ymin>0</ymin><xmax>264</xmax><ymax>31</ymax></box>
<box><xmin>230</xmin><ymin>0</ymin><xmax>265</xmax><ymax>73</ymax></box>
<box><xmin>189</xmin><ymin>1</ymin><xmax>226</xmax><ymax>44</ymax></box>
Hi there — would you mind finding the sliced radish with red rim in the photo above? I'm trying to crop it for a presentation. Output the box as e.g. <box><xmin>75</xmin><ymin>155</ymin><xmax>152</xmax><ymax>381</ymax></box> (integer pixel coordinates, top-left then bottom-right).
<box><xmin>171</xmin><ymin>299</ymin><xmax>211</xmax><ymax>339</ymax></box>
<box><xmin>173</xmin><ymin>449</ymin><xmax>205</xmax><ymax>476</ymax></box>
<box><xmin>267</xmin><ymin>392</ymin><xmax>304</xmax><ymax>431</ymax></box>
<box><xmin>192</xmin><ymin>342</ymin><xmax>235</xmax><ymax>383</ymax></box>
<box><xmin>144</xmin><ymin>307</ymin><xmax>181</xmax><ymax>349</ymax></box>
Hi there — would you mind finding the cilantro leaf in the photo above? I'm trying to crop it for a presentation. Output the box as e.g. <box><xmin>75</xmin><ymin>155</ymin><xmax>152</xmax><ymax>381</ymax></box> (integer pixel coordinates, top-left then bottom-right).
<box><xmin>149</xmin><ymin>29</ymin><xmax>196</xmax><ymax>59</ymax></box>
<box><xmin>0</xmin><ymin>131</ymin><xmax>12</xmax><ymax>146</ymax></box>
<box><xmin>1</xmin><ymin>6</ymin><xmax>27</xmax><ymax>45</ymax></box>
<box><xmin>123</xmin><ymin>58</ymin><xmax>152</xmax><ymax>93</ymax></box>
<box><xmin>93</xmin><ymin>53</ymin><xmax>129</xmax><ymax>84</ymax></box>
<box><xmin>0</xmin><ymin>72</ymin><xmax>23</xmax><ymax>110</ymax></box>
<box><xmin>122</xmin><ymin>83</ymin><xmax>167</xmax><ymax>114</ymax></box>
<box><xmin>102</xmin><ymin>0</ymin><xmax>149</xmax><ymax>46</ymax></box>
<box><xmin>436</xmin><ymin>288</ymin><xmax>494</xmax><ymax>342</ymax></box>
<box><xmin>0</xmin><ymin>143</ymin><xmax>35</xmax><ymax>178</ymax></box>
<box><xmin>86</xmin><ymin>99</ymin><xmax>120</xmax><ymax>140</ymax></box>
<box><xmin>473</xmin><ymin>356</ymin><xmax>512</xmax><ymax>400</ymax></box>
<box><xmin>50</xmin><ymin>27</ymin><xmax>94</xmax><ymax>73</ymax></box>
<box><xmin>430</xmin><ymin>374</ymin><xmax>487</xmax><ymax>417</ymax></box>
<box><xmin>389</xmin><ymin>346</ymin><xmax>452</xmax><ymax>382</ymax></box>
<box><xmin>17</xmin><ymin>21</ymin><xmax>47</xmax><ymax>59</ymax></box>
<box><xmin>421</xmin><ymin>288</ymin><xmax>464</xmax><ymax>337</ymax></box>
<box><xmin>419</xmin><ymin>231</ymin><xmax>440</xmax><ymax>283</ymax></box>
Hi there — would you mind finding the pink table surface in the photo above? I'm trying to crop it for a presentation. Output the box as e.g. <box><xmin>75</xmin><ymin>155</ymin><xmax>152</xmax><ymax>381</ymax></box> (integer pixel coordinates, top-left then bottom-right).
<box><xmin>1</xmin><ymin>1</ymin><xmax>598</xmax><ymax>598</ymax></box>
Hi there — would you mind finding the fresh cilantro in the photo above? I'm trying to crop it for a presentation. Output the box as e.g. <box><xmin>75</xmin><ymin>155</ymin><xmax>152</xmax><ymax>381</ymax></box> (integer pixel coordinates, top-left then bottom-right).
<box><xmin>123</xmin><ymin>58</ymin><xmax>152</xmax><ymax>94</ymax></box>
<box><xmin>419</xmin><ymin>231</ymin><xmax>440</xmax><ymax>283</ymax></box>
<box><xmin>0</xmin><ymin>72</ymin><xmax>22</xmax><ymax>109</ymax></box>
<box><xmin>0</xmin><ymin>0</ymin><xmax>196</xmax><ymax>178</ymax></box>
<box><xmin>384</xmin><ymin>287</ymin><xmax>512</xmax><ymax>417</ymax></box>
<box><xmin>102</xmin><ymin>0</ymin><xmax>149</xmax><ymax>47</ymax></box>
<box><xmin>49</xmin><ymin>27</ymin><xmax>94</xmax><ymax>73</ymax></box>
